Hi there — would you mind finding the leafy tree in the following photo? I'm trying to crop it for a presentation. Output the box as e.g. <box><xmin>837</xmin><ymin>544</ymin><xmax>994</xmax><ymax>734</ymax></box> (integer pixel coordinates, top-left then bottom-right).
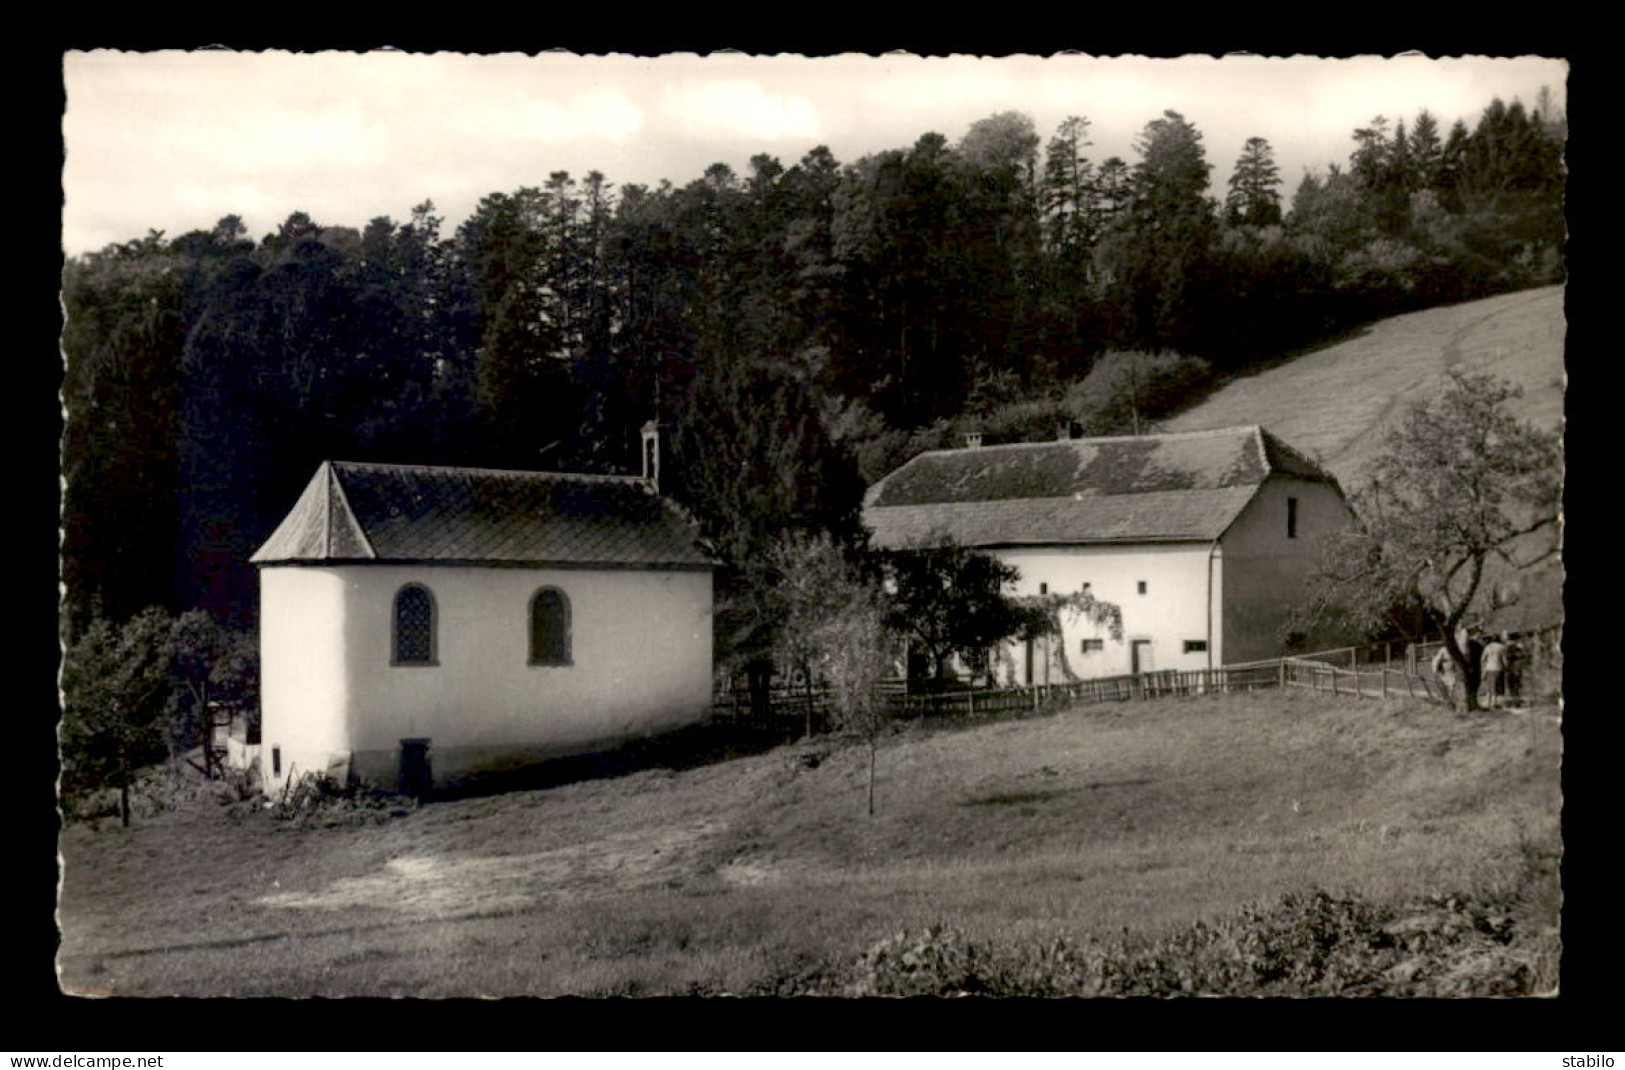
<box><xmin>1286</xmin><ymin>165</ymin><xmax>1382</xmax><ymax>299</ymax></box>
<box><xmin>60</xmin><ymin>608</ymin><xmax>176</xmax><ymax>824</ymax></box>
<box><xmin>882</xmin><ymin>541</ymin><xmax>1025</xmax><ymax>688</ymax></box>
<box><xmin>1061</xmin><ymin>350</ymin><xmax>1213</xmax><ymax>436</ymax></box>
<box><xmin>669</xmin><ymin>360</ymin><xmax>867</xmax><ymax>676</ymax></box>
<box><xmin>169</xmin><ymin>609</ymin><xmax>258</xmax><ymax>777</ymax></box>
<box><xmin>1225</xmin><ymin>137</ymin><xmax>1283</xmax><ymax>227</ymax></box>
<box><xmin>1294</xmin><ymin>371</ymin><xmax>1560</xmax><ymax>710</ymax></box>
<box><xmin>60</xmin><ymin>235</ymin><xmax>188</xmax><ymax>634</ymax></box>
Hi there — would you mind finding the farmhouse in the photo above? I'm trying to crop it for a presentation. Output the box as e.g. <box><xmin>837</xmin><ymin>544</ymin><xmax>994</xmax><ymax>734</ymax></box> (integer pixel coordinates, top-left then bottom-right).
<box><xmin>863</xmin><ymin>425</ymin><xmax>1355</xmax><ymax>683</ymax></box>
<box><xmin>250</xmin><ymin>432</ymin><xmax>715</xmax><ymax>792</ymax></box>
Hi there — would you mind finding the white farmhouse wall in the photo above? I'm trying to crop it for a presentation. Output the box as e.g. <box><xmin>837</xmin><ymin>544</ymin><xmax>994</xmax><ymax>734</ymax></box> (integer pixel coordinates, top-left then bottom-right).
<box><xmin>993</xmin><ymin>543</ymin><xmax>1219</xmax><ymax>681</ymax></box>
<box><xmin>335</xmin><ymin>564</ymin><xmax>714</xmax><ymax>786</ymax></box>
<box><xmin>1218</xmin><ymin>478</ymin><xmax>1358</xmax><ymax>663</ymax></box>
<box><xmin>260</xmin><ymin>568</ymin><xmax>352</xmax><ymax>791</ymax></box>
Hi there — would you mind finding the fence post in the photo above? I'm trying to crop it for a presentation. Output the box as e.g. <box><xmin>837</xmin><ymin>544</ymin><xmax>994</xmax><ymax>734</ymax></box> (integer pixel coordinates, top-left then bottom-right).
<box><xmin>1279</xmin><ymin>660</ymin><xmax>1287</xmax><ymax>690</ymax></box>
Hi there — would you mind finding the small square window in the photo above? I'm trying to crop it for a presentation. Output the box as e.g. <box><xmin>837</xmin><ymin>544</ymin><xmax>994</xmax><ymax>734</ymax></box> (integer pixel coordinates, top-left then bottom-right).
<box><xmin>1081</xmin><ymin>638</ymin><xmax>1104</xmax><ymax>653</ymax></box>
<box><xmin>1184</xmin><ymin>640</ymin><xmax>1208</xmax><ymax>654</ymax></box>
<box><xmin>1137</xmin><ymin>581</ymin><xmax>1147</xmax><ymax>595</ymax></box>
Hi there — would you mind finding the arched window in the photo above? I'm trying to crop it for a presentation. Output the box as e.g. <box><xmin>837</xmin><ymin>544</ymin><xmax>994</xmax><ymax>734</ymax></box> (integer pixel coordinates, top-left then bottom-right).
<box><xmin>530</xmin><ymin>587</ymin><xmax>572</xmax><ymax>666</ymax></box>
<box><xmin>393</xmin><ymin>584</ymin><xmax>436</xmax><ymax>665</ymax></box>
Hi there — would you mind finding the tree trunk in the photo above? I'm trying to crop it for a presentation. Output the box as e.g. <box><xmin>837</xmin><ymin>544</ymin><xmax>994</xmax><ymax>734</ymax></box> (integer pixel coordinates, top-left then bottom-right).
<box><xmin>804</xmin><ymin>672</ymin><xmax>814</xmax><ymax>739</ymax></box>
<box><xmin>119</xmin><ymin>784</ymin><xmax>131</xmax><ymax>828</ymax></box>
<box><xmin>747</xmin><ymin>658</ymin><xmax>772</xmax><ymax>720</ymax></box>
<box><xmin>867</xmin><ymin>739</ymin><xmax>876</xmax><ymax>817</ymax></box>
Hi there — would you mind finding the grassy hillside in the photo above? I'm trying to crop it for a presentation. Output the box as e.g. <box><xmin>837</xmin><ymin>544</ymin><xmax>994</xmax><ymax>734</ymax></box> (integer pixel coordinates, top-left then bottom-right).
<box><xmin>56</xmin><ymin>691</ymin><xmax>1560</xmax><ymax>997</ymax></box>
<box><xmin>1164</xmin><ymin>285</ymin><xmax>1566</xmax><ymax>489</ymax></box>
<box><xmin>1164</xmin><ymin>285</ymin><xmax>1566</xmax><ymax>632</ymax></box>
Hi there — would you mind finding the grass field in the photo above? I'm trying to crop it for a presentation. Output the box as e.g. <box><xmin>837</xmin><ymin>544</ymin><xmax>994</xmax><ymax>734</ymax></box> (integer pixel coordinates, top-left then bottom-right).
<box><xmin>1164</xmin><ymin>285</ymin><xmax>1565</xmax><ymax>488</ymax></box>
<box><xmin>56</xmin><ymin>690</ymin><xmax>1561</xmax><ymax>997</ymax></box>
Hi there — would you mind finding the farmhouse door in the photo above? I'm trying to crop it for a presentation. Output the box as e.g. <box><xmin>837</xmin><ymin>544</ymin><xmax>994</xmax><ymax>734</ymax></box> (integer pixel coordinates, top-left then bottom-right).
<box><xmin>1131</xmin><ymin>639</ymin><xmax>1153</xmax><ymax>675</ymax></box>
<box><xmin>1024</xmin><ymin>638</ymin><xmax>1035</xmax><ymax>685</ymax></box>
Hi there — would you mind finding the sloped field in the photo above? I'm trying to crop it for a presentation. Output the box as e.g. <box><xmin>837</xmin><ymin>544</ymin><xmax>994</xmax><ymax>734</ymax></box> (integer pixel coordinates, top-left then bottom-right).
<box><xmin>56</xmin><ymin>690</ymin><xmax>1560</xmax><ymax>997</ymax></box>
<box><xmin>1163</xmin><ymin>285</ymin><xmax>1565</xmax><ymax>488</ymax></box>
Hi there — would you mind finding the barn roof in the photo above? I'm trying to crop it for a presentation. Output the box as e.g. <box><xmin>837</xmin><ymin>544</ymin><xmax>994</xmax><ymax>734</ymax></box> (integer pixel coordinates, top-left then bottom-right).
<box><xmin>863</xmin><ymin>425</ymin><xmax>1337</xmax><ymax>549</ymax></box>
<box><xmin>251</xmin><ymin>461</ymin><xmax>715</xmax><ymax>569</ymax></box>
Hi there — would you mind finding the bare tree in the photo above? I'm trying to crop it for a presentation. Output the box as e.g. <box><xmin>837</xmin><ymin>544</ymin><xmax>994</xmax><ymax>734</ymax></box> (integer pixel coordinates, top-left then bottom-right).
<box><xmin>770</xmin><ymin>534</ymin><xmax>896</xmax><ymax>814</ymax></box>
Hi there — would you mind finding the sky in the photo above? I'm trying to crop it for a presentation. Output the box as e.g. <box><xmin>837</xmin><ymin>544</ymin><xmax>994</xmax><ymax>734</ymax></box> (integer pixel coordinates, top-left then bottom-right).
<box><xmin>60</xmin><ymin>51</ymin><xmax>1569</xmax><ymax>256</ymax></box>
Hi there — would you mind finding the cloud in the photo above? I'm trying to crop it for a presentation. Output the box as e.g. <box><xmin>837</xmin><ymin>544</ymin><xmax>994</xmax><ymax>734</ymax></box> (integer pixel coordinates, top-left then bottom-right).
<box><xmin>659</xmin><ymin>79</ymin><xmax>822</xmax><ymax>140</ymax></box>
<box><xmin>514</xmin><ymin>88</ymin><xmax>644</xmax><ymax>143</ymax></box>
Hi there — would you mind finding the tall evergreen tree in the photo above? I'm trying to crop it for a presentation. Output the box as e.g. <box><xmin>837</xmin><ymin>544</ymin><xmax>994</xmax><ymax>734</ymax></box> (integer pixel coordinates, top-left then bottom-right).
<box><xmin>1409</xmin><ymin>109</ymin><xmax>1444</xmax><ymax>192</ymax></box>
<box><xmin>1041</xmin><ymin>116</ymin><xmax>1098</xmax><ymax>255</ymax></box>
<box><xmin>1225</xmin><ymin>136</ymin><xmax>1283</xmax><ymax>227</ymax></box>
<box><xmin>1095</xmin><ymin>110</ymin><xmax>1219</xmax><ymax>352</ymax></box>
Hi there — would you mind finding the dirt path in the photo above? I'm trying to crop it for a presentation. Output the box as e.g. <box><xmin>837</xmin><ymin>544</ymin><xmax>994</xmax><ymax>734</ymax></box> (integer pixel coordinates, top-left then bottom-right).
<box><xmin>256</xmin><ymin>818</ymin><xmax>722</xmax><ymax>918</ymax></box>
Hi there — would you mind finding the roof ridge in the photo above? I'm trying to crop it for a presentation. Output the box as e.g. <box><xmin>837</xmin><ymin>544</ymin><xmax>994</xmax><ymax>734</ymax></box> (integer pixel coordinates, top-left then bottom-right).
<box><xmin>326</xmin><ymin>462</ymin><xmax>377</xmax><ymax>560</ymax></box>
<box><xmin>871</xmin><ymin>487</ymin><xmax>1255</xmax><ymax>507</ymax></box>
<box><xmin>326</xmin><ymin>460</ymin><xmax>650</xmax><ymax>485</ymax></box>
<box><xmin>319</xmin><ymin>461</ymin><xmax>331</xmax><ymax>560</ymax></box>
<box><xmin>906</xmin><ymin>424</ymin><xmax>1266</xmax><ymax>461</ymax></box>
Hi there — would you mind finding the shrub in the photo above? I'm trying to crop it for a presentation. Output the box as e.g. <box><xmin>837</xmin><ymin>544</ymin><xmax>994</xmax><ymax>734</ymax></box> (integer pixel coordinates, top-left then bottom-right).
<box><xmin>1061</xmin><ymin>351</ymin><xmax>1213</xmax><ymax>436</ymax></box>
<box><xmin>268</xmin><ymin>770</ymin><xmax>411</xmax><ymax>828</ymax></box>
<box><xmin>840</xmin><ymin>887</ymin><xmax>1549</xmax><ymax>997</ymax></box>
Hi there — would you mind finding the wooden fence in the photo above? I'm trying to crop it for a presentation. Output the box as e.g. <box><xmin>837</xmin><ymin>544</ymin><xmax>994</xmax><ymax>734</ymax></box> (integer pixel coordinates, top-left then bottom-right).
<box><xmin>1281</xmin><ymin>657</ymin><xmax>1444</xmax><ymax>701</ymax></box>
<box><xmin>707</xmin><ymin>633</ymin><xmax>1502</xmax><ymax>733</ymax></box>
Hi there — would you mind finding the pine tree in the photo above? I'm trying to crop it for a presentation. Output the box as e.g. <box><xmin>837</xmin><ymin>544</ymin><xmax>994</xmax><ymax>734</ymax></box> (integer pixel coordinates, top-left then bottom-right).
<box><xmin>1225</xmin><ymin>136</ymin><xmax>1283</xmax><ymax>227</ymax></box>
<box><xmin>1041</xmin><ymin>115</ymin><xmax>1097</xmax><ymax>254</ymax></box>
<box><xmin>1095</xmin><ymin>111</ymin><xmax>1218</xmax><ymax>351</ymax></box>
<box><xmin>1409</xmin><ymin>109</ymin><xmax>1444</xmax><ymax>192</ymax></box>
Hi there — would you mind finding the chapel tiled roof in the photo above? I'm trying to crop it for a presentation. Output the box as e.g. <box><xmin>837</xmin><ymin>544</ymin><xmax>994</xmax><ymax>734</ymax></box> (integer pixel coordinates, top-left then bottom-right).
<box><xmin>251</xmin><ymin>461</ymin><xmax>715</xmax><ymax>568</ymax></box>
<box><xmin>863</xmin><ymin>425</ymin><xmax>1337</xmax><ymax>549</ymax></box>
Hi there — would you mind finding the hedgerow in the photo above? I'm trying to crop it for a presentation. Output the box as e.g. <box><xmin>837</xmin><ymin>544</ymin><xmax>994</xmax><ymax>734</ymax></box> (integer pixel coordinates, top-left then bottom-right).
<box><xmin>826</xmin><ymin>886</ymin><xmax>1554</xmax><ymax>998</ymax></box>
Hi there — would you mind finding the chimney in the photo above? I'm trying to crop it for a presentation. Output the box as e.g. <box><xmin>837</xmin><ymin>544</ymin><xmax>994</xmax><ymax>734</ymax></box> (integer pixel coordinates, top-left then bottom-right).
<box><xmin>641</xmin><ymin>420</ymin><xmax>660</xmax><ymax>490</ymax></box>
<box><xmin>964</xmin><ymin>430</ymin><xmax>983</xmax><ymax>449</ymax></box>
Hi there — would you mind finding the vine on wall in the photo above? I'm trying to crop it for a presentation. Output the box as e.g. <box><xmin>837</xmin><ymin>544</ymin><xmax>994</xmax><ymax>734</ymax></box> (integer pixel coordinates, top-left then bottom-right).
<box><xmin>998</xmin><ymin>587</ymin><xmax>1125</xmax><ymax>684</ymax></box>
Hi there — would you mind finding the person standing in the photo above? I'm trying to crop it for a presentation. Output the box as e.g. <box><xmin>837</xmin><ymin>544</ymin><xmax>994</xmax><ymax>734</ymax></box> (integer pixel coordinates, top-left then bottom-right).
<box><xmin>1480</xmin><ymin>633</ymin><xmax>1508</xmax><ymax>709</ymax></box>
<box><xmin>1503</xmin><ymin>632</ymin><xmax>1525</xmax><ymax>707</ymax></box>
<box><xmin>1432</xmin><ymin>644</ymin><xmax>1458</xmax><ymax>709</ymax></box>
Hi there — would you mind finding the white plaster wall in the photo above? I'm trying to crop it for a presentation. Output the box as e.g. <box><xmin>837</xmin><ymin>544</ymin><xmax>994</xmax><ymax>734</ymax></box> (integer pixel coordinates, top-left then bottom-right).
<box><xmin>993</xmin><ymin>543</ymin><xmax>1218</xmax><ymax>680</ymax></box>
<box><xmin>259</xmin><ymin>568</ymin><xmax>352</xmax><ymax>790</ymax></box>
<box><xmin>336</xmin><ymin>565</ymin><xmax>714</xmax><ymax>777</ymax></box>
<box><xmin>1219</xmin><ymin>478</ymin><xmax>1357</xmax><ymax>663</ymax></box>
